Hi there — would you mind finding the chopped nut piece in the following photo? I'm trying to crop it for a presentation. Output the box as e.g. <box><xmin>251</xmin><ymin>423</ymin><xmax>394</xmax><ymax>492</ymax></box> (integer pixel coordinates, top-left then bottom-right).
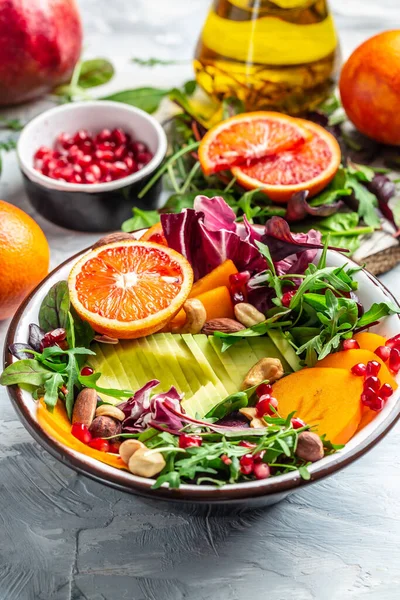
<box><xmin>234</xmin><ymin>303</ymin><xmax>265</xmax><ymax>327</ymax></box>
<box><xmin>119</xmin><ymin>439</ymin><xmax>146</xmax><ymax>465</ymax></box>
<box><xmin>128</xmin><ymin>448</ymin><xmax>166</xmax><ymax>478</ymax></box>
<box><xmin>239</xmin><ymin>407</ymin><xmax>267</xmax><ymax>429</ymax></box>
<box><xmin>95</xmin><ymin>404</ymin><xmax>125</xmax><ymax>421</ymax></box>
<box><xmin>241</xmin><ymin>358</ymin><xmax>284</xmax><ymax>390</ymax></box>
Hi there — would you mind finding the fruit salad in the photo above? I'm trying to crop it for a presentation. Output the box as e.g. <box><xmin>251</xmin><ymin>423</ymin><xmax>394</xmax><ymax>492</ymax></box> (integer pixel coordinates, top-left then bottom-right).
<box><xmin>2</xmin><ymin>196</ymin><xmax>399</xmax><ymax>489</ymax></box>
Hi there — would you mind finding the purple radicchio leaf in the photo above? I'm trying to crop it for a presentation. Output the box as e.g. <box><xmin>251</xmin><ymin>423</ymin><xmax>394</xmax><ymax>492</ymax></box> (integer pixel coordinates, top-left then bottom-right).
<box><xmin>262</xmin><ymin>216</ymin><xmax>347</xmax><ymax>262</ymax></box>
<box><xmin>146</xmin><ymin>387</ymin><xmax>184</xmax><ymax>431</ymax></box>
<box><xmin>193</xmin><ymin>195</ymin><xmax>237</xmax><ymax>232</ymax></box>
<box><xmin>366</xmin><ymin>174</ymin><xmax>398</xmax><ymax>228</ymax></box>
<box><xmin>285</xmin><ymin>191</ymin><xmax>344</xmax><ymax>222</ymax></box>
<box><xmin>215</xmin><ymin>412</ymin><xmax>250</xmax><ymax>428</ymax></box>
<box><xmin>118</xmin><ymin>379</ymin><xmax>160</xmax><ymax>425</ymax></box>
<box><xmin>9</xmin><ymin>343</ymin><xmax>35</xmax><ymax>360</ymax></box>
<box><xmin>161</xmin><ymin>205</ymin><xmax>266</xmax><ymax>280</ymax></box>
<box><xmin>28</xmin><ymin>323</ymin><xmax>45</xmax><ymax>351</ymax></box>
<box><xmin>247</xmin><ymin>271</ymin><xmax>276</xmax><ymax>313</ymax></box>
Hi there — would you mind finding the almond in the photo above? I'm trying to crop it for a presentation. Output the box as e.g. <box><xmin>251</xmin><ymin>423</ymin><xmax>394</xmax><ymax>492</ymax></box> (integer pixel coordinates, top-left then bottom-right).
<box><xmin>72</xmin><ymin>388</ymin><xmax>98</xmax><ymax>426</ymax></box>
<box><xmin>295</xmin><ymin>432</ymin><xmax>324</xmax><ymax>463</ymax></box>
<box><xmin>92</xmin><ymin>232</ymin><xmax>134</xmax><ymax>249</ymax></box>
<box><xmin>201</xmin><ymin>318</ymin><xmax>245</xmax><ymax>335</ymax></box>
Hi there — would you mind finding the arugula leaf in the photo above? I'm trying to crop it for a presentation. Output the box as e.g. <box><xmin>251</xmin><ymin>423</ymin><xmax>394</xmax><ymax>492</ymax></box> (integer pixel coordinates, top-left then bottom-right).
<box><xmin>121</xmin><ymin>207</ymin><xmax>160</xmax><ymax>232</ymax></box>
<box><xmin>44</xmin><ymin>373</ymin><xmax>64</xmax><ymax>411</ymax></box>
<box><xmin>357</xmin><ymin>302</ymin><xmax>400</xmax><ymax>328</ymax></box>
<box><xmin>78</xmin><ymin>372</ymin><xmax>133</xmax><ymax>399</ymax></box>
<box><xmin>131</xmin><ymin>57</ymin><xmax>183</xmax><ymax>67</ymax></box>
<box><xmin>152</xmin><ymin>471</ymin><xmax>181</xmax><ymax>489</ymax></box>
<box><xmin>298</xmin><ymin>465</ymin><xmax>311</xmax><ymax>480</ymax></box>
<box><xmin>39</xmin><ymin>281</ymin><xmax>70</xmax><ymax>332</ymax></box>
<box><xmin>214</xmin><ymin>309</ymin><xmax>291</xmax><ymax>351</ymax></box>
<box><xmin>102</xmin><ymin>87</ymin><xmax>170</xmax><ymax>114</ymax></box>
<box><xmin>0</xmin><ymin>117</ymin><xmax>23</xmax><ymax>131</ymax></box>
<box><xmin>0</xmin><ymin>359</ymin><xmax>52</xmax><ymax>386</ymax></box>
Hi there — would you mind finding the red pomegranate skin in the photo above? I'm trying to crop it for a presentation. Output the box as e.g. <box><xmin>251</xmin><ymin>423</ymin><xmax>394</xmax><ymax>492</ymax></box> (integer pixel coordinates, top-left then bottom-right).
<box><xmin>0</xmin><ymin>0</ymin><xmax>83</xmax><ymax>105</ymax></box>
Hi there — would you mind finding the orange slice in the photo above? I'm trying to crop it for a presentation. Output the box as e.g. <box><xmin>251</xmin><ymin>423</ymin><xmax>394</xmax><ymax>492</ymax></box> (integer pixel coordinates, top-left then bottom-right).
<box><xmin>140</xmin><ymin>222</ymin><xmax>168</xmax><ymax>246</ymax></box>
<box><xmin>232</xmin><ymin>119</ymin><xmax>341</xmax><ymax>203</ymax></box>
<box><xmin>68</xmin><ymin>240</ymin><xmax>193</xmax><ymax>339</ymax></box>
<box><xmin>198</xmin><ymin>111</ymin><xmax>309</xmax><ymax>175</ymax></box>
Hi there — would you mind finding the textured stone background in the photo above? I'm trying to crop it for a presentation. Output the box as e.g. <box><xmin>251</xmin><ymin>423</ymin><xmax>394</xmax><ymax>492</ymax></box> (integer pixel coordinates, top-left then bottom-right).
<box><xmin>1</xmin><ymin>1</ymin><xmax>400</xmax><ymax>599</ymax></box>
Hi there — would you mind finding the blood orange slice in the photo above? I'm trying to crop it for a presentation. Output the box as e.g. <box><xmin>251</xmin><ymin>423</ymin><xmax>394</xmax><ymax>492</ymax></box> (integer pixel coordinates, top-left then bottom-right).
<box><xmin>198</xmin><ymin>112</ymin><xmax>309</xmax><ymax>175</ymax></box>
<box><xmin>68</xmin><ymin>240</ymin><xmax>193</xmax><ymax>339</ymax></box>
<box><xmin>232</xmin><ymin>120</ymin><xmax>341</xmax><ymax>203</ymax></box>
<box><xmin>140</xmin><ymin>222</ymin><xmax>168</xmax><ymax>246</ymax></box>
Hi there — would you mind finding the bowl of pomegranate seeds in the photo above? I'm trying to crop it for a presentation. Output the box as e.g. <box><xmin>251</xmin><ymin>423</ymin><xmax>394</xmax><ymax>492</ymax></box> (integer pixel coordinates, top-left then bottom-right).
<box><xmin>17</xmin><ymin>101</ymin><xmax>167</xmax><ymax>232</ymax></box>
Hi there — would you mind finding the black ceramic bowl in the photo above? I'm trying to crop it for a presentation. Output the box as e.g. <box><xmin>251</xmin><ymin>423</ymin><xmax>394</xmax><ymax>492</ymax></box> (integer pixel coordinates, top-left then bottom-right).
<box><xmin>17</xmin><ymin>101</ymin><xmax>167</xmax><ymax>232</ymax></box>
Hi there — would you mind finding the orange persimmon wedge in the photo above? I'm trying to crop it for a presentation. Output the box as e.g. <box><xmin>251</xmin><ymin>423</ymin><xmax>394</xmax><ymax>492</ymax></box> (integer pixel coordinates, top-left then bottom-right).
<box><xmin>169</xmin><ymin>285</ymin><xmax>235</xmax><ymax>329</ymax></box>
<box><xmin>37</xmin><ymin>400</ymin><xmax>125</xmax><ymax>470</ymax></box>
<box><xmin>272</xmin><ymin>367</ymin><xmax>363</xmax><ymax>445</ymax></box>
<box><xmin>189</xmin><ymin>259</ymin><xmax>238</xmax><ymax>298</ymax></box>
<box><xmin>354</xmin><ymin>332</ymin><xmax>387</xmax><ymax>353</ymax></box>
<box><xmin>316</xmin><ymin>349</ymin><xmax>397</xmax><ymax>390</ymax></box>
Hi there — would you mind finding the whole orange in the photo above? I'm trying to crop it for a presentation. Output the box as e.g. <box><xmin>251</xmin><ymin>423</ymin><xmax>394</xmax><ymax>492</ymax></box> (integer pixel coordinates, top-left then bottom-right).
<box><xmin>339</xmin><ymin>30</ymin><xmax>400</xmax><ymax>145</ymax></box>
<box><xmin>0</xmin><ymin>201</ymin><xmax>50</xmax><ymax>320</ymax></box>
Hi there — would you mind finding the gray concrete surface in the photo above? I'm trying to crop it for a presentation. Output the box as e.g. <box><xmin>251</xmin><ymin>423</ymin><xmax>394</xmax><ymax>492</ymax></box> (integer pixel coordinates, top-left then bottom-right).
<box><xmin>1</xmin><ymin>1</ymin><xmax>400</xmax><ymax>598</ymax></box>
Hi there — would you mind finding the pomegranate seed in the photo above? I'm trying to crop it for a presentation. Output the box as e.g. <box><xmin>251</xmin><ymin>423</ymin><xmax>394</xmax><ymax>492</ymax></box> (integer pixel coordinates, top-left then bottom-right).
<box><xmin>239</xmin><ymin>454</ymin><xmax>254</xmax><ymax>475</ymax></box>
<box><xmin>385</xmin><ymin>334</ymin><xmax>400</xmax><ymax>349</ymax></box>
<box><xmin>179</xmin><ymin>434</ymin><xmax>202</xmax><ymax>449</ymax></box>
<box><xmin>74</xmin><ymin>129</ymin><xmax>90</xmax><ymax>144</ymax></box>
<box><xmin>56</xmin><ymin>133</ymin><xmax>73</xmax><ymax>150</ymax></box>
<box><xmin>88</xmin><ymin>164</ymin><xmax>102</xmax><ymax>179</ymax></box>
<box><xmin>364</xmin><ymin>376</ymin><xmax>380</xmax><ymax>392</ymax></box>
<box><xmin>108</xmin><ymin>442</ymin><xmax>121</xmax><ymax>454</ymax></box>
<box><xmin>361</xmin><ymin>387</ymin><xmax>378</xmax><ymax>407</ymax></box>
<box><xmin>88</xmin><ymin>438</ymin><xmax>110</xmax><ymax>452</ymax></box>
<box><xmin>84</xmin><ymin>172</ymin><xmax>96</xmax><ymax>184</ymax></box>
<box><xmin>281</xmin><ymin>290</ymin><xmax>296</xmax><ymax>308</ymax></box>
<box><xmin>124</xmin><ymin>156</ymin><xmax>137</xmax><ymax>171</ymax></box>
<box><xmin>80</xmin><ymin>366</ymin><xmax>94</xmax><ymax>377</ymax></box>
<box><xmin>71</xmin><ymin>423</ymin><xmax>92</xmax><ymax>444</ymax></box>
<box><xmin>229</xmin><ymin>271</ymin><xmax>250</xmax><ymax>290</ymax></box>
<box><xmin>56</xmin><ymin>157</ymin><xmax>68</xmax><ymax>168</ymax></box>
<box><xmin>256</xmin><ymin>383</ymin><xmax>273</xmax><ymax>398</ymax></box>
<box><xmin>291</xmin><ymin>417</ymin><xmax>305</xmax><ymax>429</ymax></box>
<box><xmin>112</xmin><ymin>128</ymin><xmax>128</xmax><ymax>145</ymax></box>
<box><xmin>72</xmin><ymin>174</ymin><xmax>83</xmax><ymax>183</ymax></box>
<box><xmin>81</xmin><ymin>140</ymin><xmax>94</xmax><ymax>152</ymax></box>
<box><xmin>366</xmin><ymin>360</ymin><xmax>381</xmax><ymax>377</ymax></box>
<box><xmin>95</xmin><ymin>149</ymin><xmax>114</xmax><ymax>161</ymax></box>
<box><xmin>77</xmin><ymin>154</ymin><xmax>92</xmax><ymax>167</ymax></box>
<box><xmin>113</xmin><ymin>161</ymin><xmax>128</xmax><ymax>172</ymax></box>
<box><xmin>389</xmin><ymin>347</ymin><xmax>400</xmax><ymax>374</ymax></box>
<box><xmin>232</xmin><ymin>291</ymin><xmax>245</xmax><ymax>305</ymax></box>
<box><xmin>375</xmin><ymin>346</ymin><xmax>391</xmax><ymax>362</ymax></box>
<box><xmin>256</xmin><ymin>396</ymin><xmax>278</xmax><ymax>417</ymax></box>
<box><xmin>35</xmin><ymin>146</ymin><xmax>51</xmax><ymax>160</ymax></box>
<box><xmin>369</xmin><ymin>396</ymin><xmax>385</xmax><ymax>412</ymax></box>
<box><xmin>50</xmin><ymin>328</ymin><xmax>67</xmax><ymax>342</ymax></box>
<box><xmin>253</xmin><ymin>462</ymin><xmax>270</xmax><ymax>480</ymax></box>
<box><xmin>343</xmin><ymin>339</ymin><xmax>360</xmax><ymax>350</ymax></box>
<box><xmin>137</xmin><ymin>151</ymin><xmax>153</xmax><ymax>164</ymax></box>
<box><xmin>254</xmin><ymin>450</ymin><xmax>265</xmax><ymax>462</ymax></box>
<box><xmin>351</xmin><ymin>362</ymin><xmax>367</xmax><ymax>376</ymax></box>
<box><xmin>97</xmin><ymin>128</ymin><xmax>112</xmax><ymax>142</ymax></box>
<box><xmin>131</xmin><ymin>141</ymin><xmax>147</xmax><ymax>155</ymax></box>
<box><xmin>221</xmin><ymin>454</ymin><xmax>232</xmax><ymax>465</ymax></box>
<box><xmin>380</xmin><ymin>383</ymin><xmax>393</xmax><ymax>398</ymax></box>
<box><xmin>238</xmin><ymin>441</ymin><xmax>257</xmax><ymax>449</ymax></box>
<box><xmin>114</xmin><ymin>145</ymin><xmax>127</xmax><ymax>159</ymax></box>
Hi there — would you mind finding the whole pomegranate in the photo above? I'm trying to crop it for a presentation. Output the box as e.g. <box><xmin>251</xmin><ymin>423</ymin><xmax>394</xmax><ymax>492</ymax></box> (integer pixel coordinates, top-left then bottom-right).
<box><xmin>0</xmin><ymin>0</ymin><xmax>82</xmax><ymax>106</ymax></box>
<box><xmin>339</xmin><ymin>30</ymin><xmax>400</xmax><ymax>145</ymax></box>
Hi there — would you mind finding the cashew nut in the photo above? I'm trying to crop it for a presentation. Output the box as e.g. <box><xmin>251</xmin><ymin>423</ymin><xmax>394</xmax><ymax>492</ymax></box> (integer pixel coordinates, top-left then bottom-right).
<box><xmin>171</xmin><ymin>298</ymin><xmax>207</xmax><ymax>334</ymax></box>
<box><xmin>95</xmin><ymin>404</ymin><xmax>126</xmax><ymax>421</ymax></box>
<box><xmin>119</xmin><ymin>439</ymin><xmax>146</xmax><ymax>465</ymax></box>
<box><xmin>234</xmin><ymin>303</ymin><xmax>265</xmax><ymax>327</ymax></box>
<box><xmin>128</xmin><ymin>447</ymin><xmax>166</xmax><ymax>477</ymax></box>
<box><xmin>239</xmin><ymin>407</ymin><xmax>267</xmax><ymax>428</ymax></box>
<box><xmin>241</xmin><ymin>358</ymin><xmax>284</xmax><ymax>390</ymax></box>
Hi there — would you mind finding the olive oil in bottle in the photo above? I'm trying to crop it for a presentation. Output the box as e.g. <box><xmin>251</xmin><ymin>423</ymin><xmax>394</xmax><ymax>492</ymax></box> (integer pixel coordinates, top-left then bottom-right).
<box><xmin>194</xmin><ymin>0</ymin><xmax>340</xmax><ymax>114</ymax></box>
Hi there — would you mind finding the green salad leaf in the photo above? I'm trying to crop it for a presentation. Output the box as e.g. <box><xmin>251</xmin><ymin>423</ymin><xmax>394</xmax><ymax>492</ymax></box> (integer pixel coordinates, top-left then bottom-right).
<box><xmin>39</xmin><ymin>281</ymin><xmax>70</xmax><ymax>332</ymax></box>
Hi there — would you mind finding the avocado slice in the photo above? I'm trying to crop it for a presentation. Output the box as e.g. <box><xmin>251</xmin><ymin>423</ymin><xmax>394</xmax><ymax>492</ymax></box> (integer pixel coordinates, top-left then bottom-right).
<box><xmin>182</xmin><ymin>380</ymin><xmax>224</xmax><ymax>418</ymax></box>
<box><xmin>152</xmin><ymin>333</ymin><xmax>194</xmax><ymax>398</ymax></box>
<box><xmin>193</xmin><ymin>334</ymin><xmax>237</xmax><ymax>395</ymax></box>
<box><xmin>267</xmin><ymin>330</ymin><xmax>302</xmax><ymax>372</ymax></box>
<box><xmin>181</xmin><ymin>334</ymin><xmax>229</xmax><ymax>398</ymax></box>
<box><xmin>118</xmin><ymin>339</ymin><xmax>151</xmax><ymax>388</ymax></box>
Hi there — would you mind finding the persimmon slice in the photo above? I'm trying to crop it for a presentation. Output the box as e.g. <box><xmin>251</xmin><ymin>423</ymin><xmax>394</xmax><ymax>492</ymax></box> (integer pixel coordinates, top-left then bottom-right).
<box><xmin>68</xmin><ymin>240</ymin><xmax>193</xmax><ymax>339</ymax></box>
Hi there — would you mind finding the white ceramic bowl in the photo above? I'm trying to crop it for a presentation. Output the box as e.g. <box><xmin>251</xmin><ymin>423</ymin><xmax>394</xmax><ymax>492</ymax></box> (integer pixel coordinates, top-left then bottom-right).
<box><xmin>4</xmin><ymin>248</ymin><xmax>400</xmax><ymax>505</ymax></box>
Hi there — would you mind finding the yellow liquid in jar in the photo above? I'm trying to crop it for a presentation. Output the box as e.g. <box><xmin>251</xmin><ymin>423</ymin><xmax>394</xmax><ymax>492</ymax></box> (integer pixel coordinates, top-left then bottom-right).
<box><xmin>194</xmin><ymin>0</ymin><xmax>341</xmax><ymax>115</ymax></box>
